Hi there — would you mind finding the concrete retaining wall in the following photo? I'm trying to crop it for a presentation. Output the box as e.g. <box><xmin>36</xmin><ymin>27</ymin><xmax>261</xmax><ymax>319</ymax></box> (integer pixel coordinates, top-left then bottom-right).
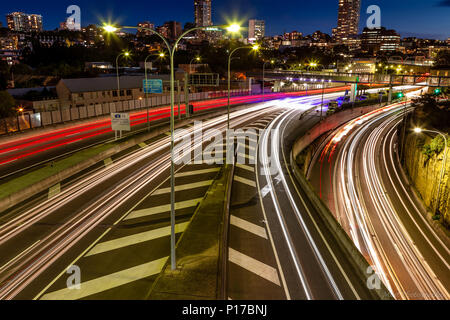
<box><xmin>290</xmin><ymin>104</ymin><xmax>393</xmax><ymax>300</ymax></box>
<box><xmin>293</xmin><ymin>104</ymin><xmax>385</xmax><ymax>159</ymax></box>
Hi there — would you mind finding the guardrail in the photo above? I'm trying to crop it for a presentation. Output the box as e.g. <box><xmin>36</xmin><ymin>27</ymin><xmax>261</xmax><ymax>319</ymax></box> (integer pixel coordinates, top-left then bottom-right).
<box><xmin>248</xmin><ymin>70</ymin><xmax>450</xmax><ymax>87</ymax></box>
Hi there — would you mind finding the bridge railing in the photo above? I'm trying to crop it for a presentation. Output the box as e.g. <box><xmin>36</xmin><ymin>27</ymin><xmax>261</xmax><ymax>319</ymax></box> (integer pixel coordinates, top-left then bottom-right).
<box><xmin>249</xmin><ymin>70</ymin><xmax>449</xmax><ymax>87</ymax></box>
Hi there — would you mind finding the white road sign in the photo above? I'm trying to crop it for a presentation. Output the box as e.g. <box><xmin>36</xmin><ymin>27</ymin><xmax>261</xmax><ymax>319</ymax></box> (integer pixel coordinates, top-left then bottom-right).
<box><xmin>111</xmin><ymin>113</ymin><xmax>131</xmax><ymax>131</ymax></box>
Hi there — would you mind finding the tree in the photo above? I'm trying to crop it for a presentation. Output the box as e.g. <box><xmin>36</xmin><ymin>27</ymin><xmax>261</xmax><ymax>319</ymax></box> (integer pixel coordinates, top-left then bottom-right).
<box><xmin>433</xmin><ymin>50</ymin><xmax>450</xmax><ymax>67</ymax></box>
<box><xmin>0</xmin><ymin>60</ymin><xmax>10</xmax><ymax>90</ymax></box>
<box><xmin>183</xmin><ymin>22</ymin><xmax>196</xmax><ymax>32</ymax></box>
<box><xmin>0</xmin><ymin>91</ymin><xmax>16</xmax><ymax>118</ymax></box>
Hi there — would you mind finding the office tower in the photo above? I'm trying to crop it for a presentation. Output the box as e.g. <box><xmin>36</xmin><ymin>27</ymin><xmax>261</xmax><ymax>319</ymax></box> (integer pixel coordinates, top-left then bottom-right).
<box><xmin>194</xmin><ymin>0</ymin><xmax>212</xmax><ymax>27</ymax></box>
<box><xmin>248</xmin><ymin>19</ymin><xmax>265</xmax><ymax>42</ymax></box>
<box><xmin>335</xmin><ymin>0</ymin><xmax>361</xmax><ymax>43</ymax></box>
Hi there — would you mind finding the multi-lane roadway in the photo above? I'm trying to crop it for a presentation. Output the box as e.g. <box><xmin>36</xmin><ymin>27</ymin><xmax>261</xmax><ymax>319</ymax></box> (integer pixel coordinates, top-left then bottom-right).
<box><xmin>226</xmin><ymin>93</ymin><xmax>387</xmax><ymax>300</ymax></box>
<box><xmin>309</xmin><ymin>99</ymin><xmax>450</xmax><ymax>300</ymax></box>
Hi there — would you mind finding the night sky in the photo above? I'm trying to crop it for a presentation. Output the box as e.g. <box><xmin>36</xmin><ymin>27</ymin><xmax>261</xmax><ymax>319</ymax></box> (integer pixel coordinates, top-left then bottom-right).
<box><xmin>0</xmin><ymin>0</ymin><xmax>449</xmax><ymax>39</ymax></box>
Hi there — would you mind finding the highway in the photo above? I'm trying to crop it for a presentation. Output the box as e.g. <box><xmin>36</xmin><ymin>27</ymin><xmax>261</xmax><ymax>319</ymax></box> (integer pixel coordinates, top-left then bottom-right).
<box><xmin>0</xmin><ymin>98</ymin><xmax>290</xmax><ymax>299</ymax></box>
<box><xmin>226</xmin><ymin>93</ymin><xmax>383</xmax><ymax>300</ymax></box>
<box><xmin>0</xmin><ymin>92</ymin><xmax>357</xmax><ymax>300</ymax></box>
<box><xmin>0</xmin><ymin>88</ymin><xmax>347</xmax><ymax>180</ymax></box>
<box><xmin>308</xmin><ymin>98</ymin><xmax>450</xmax><ymax>300</ymax></box>
<box><xmin>1</xmin><ymin>87</ymin><xmax>415</xmax><ymax>300</ymax></box>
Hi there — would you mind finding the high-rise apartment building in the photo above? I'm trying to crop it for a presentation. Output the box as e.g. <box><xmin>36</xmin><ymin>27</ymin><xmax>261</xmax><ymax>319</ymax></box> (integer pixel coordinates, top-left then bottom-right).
<box><xmin>163</xmin><ymin>21</ymin><xmax>182</xmax><ymax>40</ymax></box>
<box><xmin>6</xmin><ymin>12</ymin><xmax>43</xmax><ymax>32</ymax></box>
<box><xmin>137</xmin><ymin>21</ymin><xmax>155</xmax><ymax>37</ymax></box>
<box><xmin>194</xmin><ymin>0</ymin><xmax>212</xmax><ymax>27</ymax></box>
<box><xmin>335</xmin><ymin>0</ymin><xmax>361</xmax><ymax>43</ymax></box>
<box><xmin>248</xmin><ymin>19</ymin><xmax>265</xmax><ymax>42</ymax></box>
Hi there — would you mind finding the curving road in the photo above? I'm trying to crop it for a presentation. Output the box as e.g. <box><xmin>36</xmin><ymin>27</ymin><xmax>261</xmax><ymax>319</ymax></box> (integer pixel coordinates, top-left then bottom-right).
<box><xmin>0</xmin><ymin>100</ymin><xmax>287</xmax><ymax>299</ymax></box>
<box><xmin>226</xmin><ymin>92</ymin><xmax>387</xmax><ymax>300</ymax></box>
<box><xmin>0</xmin><ymin>88</ymin><xmax>348</xmax><ymax>180</ymax></box>
<box><xmin>309</xmin><ymin>101</ymin><xmax>450</xmax><ymax>300</ymax></box>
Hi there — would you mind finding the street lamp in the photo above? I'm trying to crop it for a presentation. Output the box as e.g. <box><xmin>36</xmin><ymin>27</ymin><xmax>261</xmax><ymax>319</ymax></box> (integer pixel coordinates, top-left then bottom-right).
<box><xmin>116</xmin><ymin>51</ymin><xmax>130</xmax><ymax>93</ymax></box>
<box><xmin>320</xmin><ymin>79</ymin><xmax>325</xmax><ymax>119</ymax></box>
<box><xmin>227</xmin><ymin>44</ymin><xmax>260</xmax><ymax>129</ymax></box>
<box><xmin>262</xmin><ymin>59</ymin><xmax>275</xmax><ymax>102</ymax></box>
<box><xmin>103</xmin><ymin>22</ymin><xmax>241</xmax><ymax>271</ymax></box>
<box><xmin>226</xmin><ymin>24</ymin><xmax>241</xmax><ymax>33</ymax></box>
<box><xmin>189</xmin><ymin>56</ymin><xmax>201</xmax><ymax>74</ymax></box>
<box><xmin>414</xmin><ymin>128</ymin><xmax>448</xmax><ymax>215</ymax></box>
<box><xmin>144</xmin><ymin>51</ymin><xmax>166</xmax><ymax>131</ymax></box>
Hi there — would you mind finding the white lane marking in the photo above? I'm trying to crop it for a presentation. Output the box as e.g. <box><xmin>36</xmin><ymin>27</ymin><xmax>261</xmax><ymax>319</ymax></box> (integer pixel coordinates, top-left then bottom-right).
<box><xmin>236</xmin><ymin>164</ymin><xmax>254</xmax><ymax>173</ymax></box>
<box><xmin>234</xmin><ymin>175</ymin><xmax>256</xmax><ymax>188</ymax></box>
<box><xmin>228</xmin><ymin>248</ymin><xmax>280</xmax><ymax>286</ymax></box>
<box><xmin>230</xmin><ymin>215</ymin><xmax>267</xmax><ymax>239</ymax></box>
<box><xmin>48</xmin><ymin>183</ymin><xmax>61</xmax><ymax>199</ymax></box>
<box><xmin>175</xmin><ymin>167</ymin><xmax>220</xmax><ymax>177</ymax></box>
<box><xmin>124</xmin><ymin>198</ymin><xmax>203</xmax><ymax>221</ymax></box>
<box><xmin>204</xmin><ymin>158</ymin><xmax>226</xmax><ymax>164</ymax></box>
<box><xmin>32</xmin><ymin>104</ymin><xmax>284</xmax><ymax>300</ymax></box>
<box><xmin>237</xmin><ymin>153</ymin><xmax>255</xmax><ymax>161</ymax></box>
<box><xmin>256</xmin><ymin>171</ymin><xmax>291</xmax><ymax>300</ymax></box>
<box><xmin>40</xmin><ymin>257</ymin><xmax>168</xmax><ymax>300</ymax></box>
<box><xmin>152</xmin><ymin>180</ymin><xmax>213</xmax><ymax>195</ymax></box>
<box><xmin>138</xmin><ymin>142</ymin><xmax>147</xmax><ymax>148</ymax></box>
<box><xmin>260</xmin><ymin>184</ymin><xmax>271</xmax><ymax>198</ymax></box>
<box><xmin>275</xmin><ymin>110</ymin><xmax>344</xmax><ymax>299</ymax></box>
<box><xmin>85</xmin><ymin>222</ymin><xmax>189</xmax><ymax>256</ymax></box>
<box><xmin>103</xmin><ymin>158</ymin><xmax>113</xmax><ymax>167</ymax></box>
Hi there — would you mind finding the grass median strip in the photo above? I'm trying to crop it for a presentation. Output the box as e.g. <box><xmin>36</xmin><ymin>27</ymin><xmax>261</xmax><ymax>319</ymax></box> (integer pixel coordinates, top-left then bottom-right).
<box><xmin>0</xmin><ymin>142</ymin><xmax>115</xmax><ymax>201</ymax></box>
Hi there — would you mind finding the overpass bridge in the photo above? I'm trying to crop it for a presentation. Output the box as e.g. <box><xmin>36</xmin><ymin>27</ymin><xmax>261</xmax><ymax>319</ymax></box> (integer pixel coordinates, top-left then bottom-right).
<box><xmin>247</xmin><ymin>70</ymin><xmax>450</xmax><ymax>87</ymax></box>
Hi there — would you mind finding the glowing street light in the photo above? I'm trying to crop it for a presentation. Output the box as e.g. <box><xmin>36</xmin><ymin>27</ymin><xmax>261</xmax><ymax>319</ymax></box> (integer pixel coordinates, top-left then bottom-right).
<box><xmin>227</xmin><ymin>44</ymin><xmax>260</xmax><ymax>128</ymax></box>
<box><xmin>189</xmin><ymin>56</ymin><xmax>201</xmax><ymax>73</ymax></box>
<box><xmin>116</xmin><ymin>51</ymin><xmax>130</xmax><ymax>93</ymax></box>
<box><xmin>103</xmin><ymin>25</ymin><xmax>118</xmax><ymax>33</ymax></box>
<box><xmin>144</xmin><ymin>51</ymin><xmax>167</xmax><ymax>131</ymax></box>
<box><xmin>226</xmin><ymin>23</ymin><xmax>241</xmax><ymax>33</ymax></box>
<box><xmin>414</xmin><ymin>127</ymin><xmax>448</xmax><ymax>215</ymax></box>
<box><xmin>103</xmin><ymin>21</ymin><xmax>243</xmax><ymax>271</ymax></box>
<box><xmin>262</xmin><ymin>59</ymin><xmax>275</xmax><ymax>102</ymax></box>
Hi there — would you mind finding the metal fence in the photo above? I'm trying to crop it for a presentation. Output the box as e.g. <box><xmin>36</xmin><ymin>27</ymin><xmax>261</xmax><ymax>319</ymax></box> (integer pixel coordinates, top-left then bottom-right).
<box><xmin>0</xmin><ymin>89</ymin><xmax>250</xmax><ymax>136</ymax></box>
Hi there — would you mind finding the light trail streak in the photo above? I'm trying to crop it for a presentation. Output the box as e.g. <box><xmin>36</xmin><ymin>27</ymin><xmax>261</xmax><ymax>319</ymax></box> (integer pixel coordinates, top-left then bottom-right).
<box><xmin>257</xmin><ymin>93</ymin><xmax>351</xmax><ymax>299</ymax></box>
<box><xmin>0</xmin><ymin>101</ymin><xmax>284</xmax><ymax>299</ymax></box>
<box><xmin>321</xmin><ymin>94</ymin><xmax>449</xmax><ymax>300</ymax></box>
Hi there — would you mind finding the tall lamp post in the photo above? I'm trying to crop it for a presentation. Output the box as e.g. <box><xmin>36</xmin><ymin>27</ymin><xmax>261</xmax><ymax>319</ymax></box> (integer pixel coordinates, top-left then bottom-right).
<box><xmin>115</xmin><ymin>51</ymin><xmax>130</xmax><ymax>93</ymax></box>
<box><xmin>144</xmin><ymin>52</ymin><xmax>166</xmax><ymax>131</ymax></box>
<box><xmin>414</xmin><ymin>128</ymin><xmax>448</xmax><ymax>215</ymax></box>
<box><xmin>227</xmin><ymin>44</ymin><xmax>260</xmax><ymax>129</ymax></box>
<box><xmin>103</xmin><ymin>22</ymin><xmax>240</xmax><ymax>270</ymax></box>
<box><xmin>262</xmin><ymin>59</ymin><xmax>274</xmax><ymax>102</ymax></box>
<box><xmin>189</xmin><ymin>56</ymin><xmax>201</xmax><ymax>74</ymax></box>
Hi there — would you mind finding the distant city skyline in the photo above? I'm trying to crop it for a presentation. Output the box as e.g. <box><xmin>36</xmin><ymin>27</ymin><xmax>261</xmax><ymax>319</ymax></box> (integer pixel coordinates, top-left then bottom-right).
<box><xmin>0</xmin><ymin>0</ymin><xmax>449</xmax><ymax>39</ymax></box>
